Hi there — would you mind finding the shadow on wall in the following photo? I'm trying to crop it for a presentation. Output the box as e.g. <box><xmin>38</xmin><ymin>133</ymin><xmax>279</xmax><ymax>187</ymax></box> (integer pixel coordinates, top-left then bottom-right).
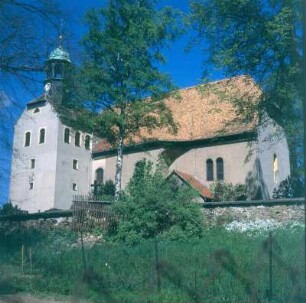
<box><xmin>246</xmin><ymin>158</ymin><xmax>270</xmax><ymax>200</ymax></box>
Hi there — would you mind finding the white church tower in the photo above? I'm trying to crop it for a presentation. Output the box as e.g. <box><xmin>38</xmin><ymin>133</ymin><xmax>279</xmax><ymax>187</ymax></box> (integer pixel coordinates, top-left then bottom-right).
<box><xmin>10</xmin><ymin>46</ymin><xmax>92</xmax><ymax>212</ymax></box>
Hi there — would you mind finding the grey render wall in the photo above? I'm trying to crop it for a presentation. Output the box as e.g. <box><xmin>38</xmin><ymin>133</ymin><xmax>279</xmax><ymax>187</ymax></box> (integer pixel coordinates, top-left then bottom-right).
<box><xmin>10</xmin><ymin>102</ymin><xmax>58</xmax><ymax>212</ymax></box>
<box><xmin>255</xmin><ymin>120</ymin><xmax>291</xmax><ymax>198</ymax></box>
<box><xmin>54</xmin><ymin>123</ymin><xmax>92</xmax><ymax>209</ymax></box>
<box><xmin>93</xmin><ymin>148</ymin><xmax>162</xmax><ymax>188</ymax></box>
<box><xmin>94</xmin><ymin>140</ymin><xmax>256</xmax><ymax>190</ymax></box>
<box><xmin>94</xmin><ymin>123</ymin><xmax>290</xmax><ymax>198</ymax></box>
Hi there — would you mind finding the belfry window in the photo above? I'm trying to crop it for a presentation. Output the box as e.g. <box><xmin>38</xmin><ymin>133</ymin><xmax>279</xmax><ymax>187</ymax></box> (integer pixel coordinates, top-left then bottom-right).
<box><xmin>216</xmin><ymin>158</ymin><xmax>224</xmax><ymax>181</ymax></box>
<box><xmin>206</xmin><ymin>159</ymin><xmax>214</xmax><ymax>181</ymax></box>
<box><xmin>75</xmin><ymin>131</ymin><xmax>81</xmax><ymax>147</ymax></box>
<box><xmin>25</xmin><ymin>132</ymin><xmax>31</xmax><ymax>147</ymax></box>
<box><xmin>39</xmin><ymin>128</ymin><xmax>46</xmax><ymax>144</ymax></box>
<box><xmin>85</xmin><ymin>135</ymin><xmax>90</xmax><ymax>150</ymax></box>
<box><xmin>64</xmin><ymin>128</ymin><xmax>70</xmax><ymax>144</ymax></box>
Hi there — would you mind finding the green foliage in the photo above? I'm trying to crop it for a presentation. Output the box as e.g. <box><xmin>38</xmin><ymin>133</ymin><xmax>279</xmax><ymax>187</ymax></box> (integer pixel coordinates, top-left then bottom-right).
<box><xmin>0</xmin><ymin>202</ymin><xmax>23</xmax><ymax>215</ymax></box>
<box><xmin>93</xmin><ymin>179</ymin><xmax>116</xmax><ymax>199</ymax></box>
<box><xmin>78</xmin><ymin>0</ymin><xmax>181</xmax><ymax>142</ymax></box>
<box><xmin>210</xmin><ymin>182</ymin><xmax>248</xmax><ymax>201</ymax></box>
<box><xmin>110</xmin><ymin>159</ymin><xmax>204</xmax><ymax>244</ymax></box>
<box><xmin>272</xmin><ymin>176</ymin><xmax>304</xmax><ymax>198</ymax></box>
<box><xmin>0</xmin><ymin>225</ymin><xmax>304</xmax><ymax>302</ymax></box>
<box><xmin>189</xmin><ymin>0</ymin><xmax>302</xmax><ymax>178</ymax></box>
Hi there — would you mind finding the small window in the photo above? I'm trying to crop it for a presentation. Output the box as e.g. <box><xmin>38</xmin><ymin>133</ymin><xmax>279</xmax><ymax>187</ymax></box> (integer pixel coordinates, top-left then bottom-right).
<box><xmin>72</xmin><ymin>183</ymin><xmax>78</xmax><ymax>191</ymax></box>
<box><xmin>206</xmin><ymin>159</ymin><xmax>214</xmax><ymax>181</ymax></box>
<box><xmin>73</xmin><ymin>159</ymin><xmax>79</xmax><ymax>170</ymax></box>
<box><xmin>33</xmin><ymin>108</ymin><xmax>40</xmax><ymax>114</ymax></box>
<box><xmin>273</xmin><ymin>154</ymin><xmax>279</xmax><ymax>183</ymax></box>
<box><xmin>29</xmin><ymin>182</ymin><xmax>34</xmax><ymax>190</ymax></box>
<box><xmin>75</xmin><ymin>131</ymin><xmax>81</xmax><ymax>147</ymax></box>
<box><xmin>39</xmin><ymin>128</ymin><xmax>46</xmax><ymax>144</ymax></box>
<box><xmin>85</xmin><ymin>135</ymin><xmax>90</xmax><ymax>150</ymax></box>
<box><xmin>25</xmin><ymin>132</ymin><xmax>31</xmax><ymax>147</ymax></box>
<box><xmin>30</xmin><ymin>159</ymin><xmax>35</xmax><ymax>169</ymax></box>
<box><xmin>216</xmin><ymin>158</ymin><xmax>224</xmax><ymax>181</ymax></box>
<box><xmin>64</xmin><ymin>128</ymin><xmax>70</xmax><ymax>144</ymax></box>
<box><xmin>95</xmin><ymin>168</ymin><xmax>104</xmax><ymax>184</ymax></box>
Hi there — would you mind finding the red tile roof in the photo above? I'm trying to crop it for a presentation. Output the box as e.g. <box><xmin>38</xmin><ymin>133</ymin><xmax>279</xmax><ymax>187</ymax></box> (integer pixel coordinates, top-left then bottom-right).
<box><xmin>93</xmin><ymin>75</ymin><xmax>260</xmax><ymax>152</ymax></box>
<box><xmin>172</xmin><ymin>170</ymin><xmax>213</xmax><ymax>199</ymax></box>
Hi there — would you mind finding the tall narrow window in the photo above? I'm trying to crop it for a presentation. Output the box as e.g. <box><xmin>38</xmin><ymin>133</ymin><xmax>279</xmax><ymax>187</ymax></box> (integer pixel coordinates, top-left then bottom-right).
<box><xmin>73</xmin><ymin>159</ymin><xmax>79</xmax><ymax>170</ymax></box>
<box><xmin>273</xmin><ymin>154</ymin><xmax>279</xmax><ymax>182</ymax></box>
<box><xmin>85</xmin><ymin>135</ymin><xmax>90</xmax><ymax>150</ymax></box>
<box><xmin>25</xmin><ymin>132</ymin><xmax>31</xmax><ymax>147</ymax></box>
<box><xmin>75</xmin><ymin>131</ymin><xmax>80</xmax><ymax>147</ymax></box>
<box><xmin>64</xmin><ymin>128</ymin><xmax>70</xmax><ymax>144</ymax></box>
<box><xmin>216</xmin><ymin>157</ymin><xmax>224</xmax><ymax>181</ymax></box>
<box><xmin>206</xmin><ymin>159</ymin><xmax>214</xmax><ymax>181</ymax></box>
<box><xmin>30</xmin><ymin>159</ymin><xmax>35</xmax><ymax>169</ymax></box>
<box><xmin>39</xmin><ymin>128</ymin><xmax>45</xmax><ymax>144</ymax></box>
<box><xmin>29</xmin><ymin>182</ymin><xmax>34</xmax><ymax>190</ymax></box>
<box><xmin>72</xmin><ymin>183</ymin><xmax>78</xmax><ymax>191</ymax></box>
<box><xmin>95</xmin><ymin>168</ymin><xmax>104</xmax><ymax>184</ymax></box>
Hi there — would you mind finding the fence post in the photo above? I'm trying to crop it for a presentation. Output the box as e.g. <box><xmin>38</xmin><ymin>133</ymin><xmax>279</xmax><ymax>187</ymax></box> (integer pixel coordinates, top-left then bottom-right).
<box><xmin>154</xmin><ymin>238</ymin><xmax>161</xmax><ymax>292</ymax></box>
<box><xmin>269</xmin><ymin>231</ymin><xmax>273</xmax><ymax>302</ymax></box>
<box><xmin>21</xmin><ymin>244</ymin><xmax>24</xmax><ymax>274</ymax></box>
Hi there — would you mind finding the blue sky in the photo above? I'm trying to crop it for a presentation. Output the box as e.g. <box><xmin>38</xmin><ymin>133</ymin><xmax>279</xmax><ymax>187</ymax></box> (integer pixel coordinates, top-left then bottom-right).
<box><xmin>0</xmin><ymin>0</ymin><xmax>223</xmax><ymax>205</ymax></box>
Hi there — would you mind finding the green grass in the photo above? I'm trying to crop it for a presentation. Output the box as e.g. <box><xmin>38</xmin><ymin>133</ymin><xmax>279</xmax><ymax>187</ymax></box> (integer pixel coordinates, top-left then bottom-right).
<box><xmin>0</xmin><ymin>225</ymin><xmax>304</xmax><ymax>302</ymax></box>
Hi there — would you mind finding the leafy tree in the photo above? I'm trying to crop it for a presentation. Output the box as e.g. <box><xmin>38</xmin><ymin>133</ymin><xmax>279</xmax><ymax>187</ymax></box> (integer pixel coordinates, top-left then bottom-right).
<box><xmin>189</xmin><ymin>0</ymin><xmax>303</xmax><ymax>178</ymax></box>
<box><xmin>78</xmin><ymin>0</ymin><xmax>180</xmax><ymax>199</ymax></box>
<box><xmin>209</xmin><ymin>182</ymin><xmax>248</xmax><ymax>202</ymax></box>
<box><xmin>109</xmin><ymin>160</ymin><xmax>204</xmax><ymax>244</ymax></box>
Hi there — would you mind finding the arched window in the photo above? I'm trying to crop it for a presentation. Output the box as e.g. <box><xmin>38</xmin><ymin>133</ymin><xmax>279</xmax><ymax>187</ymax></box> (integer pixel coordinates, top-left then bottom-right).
<box><xmin>95</xmin><ymin>168</ymin><xmax>104</xmax><ymax>184</ymax></box>
<box><xmin>25</xmin><ymin>132</ymin><xmax>31</xmax><ymax>147</ymax></box>
<box><xmin>206</xmin><ymin>159</ymin><xmax>214</xmax><ymax>181</ymax></box>
<box><xmin>64</xmin><ymin>128</ymin><xmax>70</xmax><ymax>144</ymax></box>
<box><xmin>216</xmin><ymin>157</ymin><xmax>224</xmax><ymax>180</ymax></box>
<box><xmin>273</xmin><ymin>154</ymin><xmax>279</xmax><ymax>182</ymax></box>
<box><xmin>85</xmin><ymin>135</ymin><xmax>90</xmax><ymax>150</ymax></box>
<box><xmin>39</xmin><ymin>128</ymin><xmax>45</xmax><ymax>144</ymax></box>
<box><xmin>75</xmin><ymin>131</ymin><xmax>81</xmax><ymax>147</ymax></box>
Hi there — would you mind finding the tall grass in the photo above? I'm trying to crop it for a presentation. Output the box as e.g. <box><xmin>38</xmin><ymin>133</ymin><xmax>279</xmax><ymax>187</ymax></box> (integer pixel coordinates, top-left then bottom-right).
<box><xmin>0</xmin><ymin>224</ymin><xmax>304</xmax><ymax>302</ymax></box>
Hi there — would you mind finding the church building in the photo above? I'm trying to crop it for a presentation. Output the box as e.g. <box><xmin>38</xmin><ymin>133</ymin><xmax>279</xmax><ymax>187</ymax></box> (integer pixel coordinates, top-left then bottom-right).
<box><xmin>9</xmin><ymin>47</ymin><xmax>291</xmax><ymax>212</ymax></box>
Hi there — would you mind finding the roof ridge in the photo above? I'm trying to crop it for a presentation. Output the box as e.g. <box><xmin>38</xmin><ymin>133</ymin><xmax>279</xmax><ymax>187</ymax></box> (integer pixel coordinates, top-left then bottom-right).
<box><xmin>176</xmin><ymin>74</ymin><xmax>251</xmax><ymax>93</ymax></box>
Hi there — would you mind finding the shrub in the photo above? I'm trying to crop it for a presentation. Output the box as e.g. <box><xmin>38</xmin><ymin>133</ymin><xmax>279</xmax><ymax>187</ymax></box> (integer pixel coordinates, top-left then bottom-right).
<box><xmin>110</xmin><ymin>160</ymin><xmax>204</xmax><ymax>244</ymax></box>
<box><xmin>272</xmin><ymin>176</ymin><xmax>304</xmax><ymax>198</ymax></box>
<box><xmin>0</xmin><ymin>202</ymin><xmax>24</xmax><ymax>215</ymax></box>
<box><xmin>209</xmin><ymin>182</ymin><xmax>248</xmax><ymax>201</ymax></box>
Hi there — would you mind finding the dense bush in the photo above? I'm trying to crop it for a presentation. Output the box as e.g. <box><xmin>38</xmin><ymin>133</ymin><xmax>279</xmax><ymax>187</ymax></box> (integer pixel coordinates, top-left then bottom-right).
<box><xmin>209</xmin><ymin>182</ymin><xmax>248</xmax><ymax>201</ymax></box>
<box><xmin>0</xmin><ymin>202</ymin><xmax>24</xmax><ymax>215</ymax></box>
<box><xmin>110</xmin><ymin>160</ymin><xmax>204</xmax><ymax>244</ymax></box>
<box><xmin>272</xmin><ymin>176</ymin><xmax>304</xmax><ymax>199</ymax></box>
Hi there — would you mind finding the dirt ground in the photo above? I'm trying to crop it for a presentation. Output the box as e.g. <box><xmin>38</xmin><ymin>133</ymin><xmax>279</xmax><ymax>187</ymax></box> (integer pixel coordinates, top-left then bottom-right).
<box><xmin>0</xmin><ymin>294</ymin><xmax>91</xmax><ymax>303</ymax></box>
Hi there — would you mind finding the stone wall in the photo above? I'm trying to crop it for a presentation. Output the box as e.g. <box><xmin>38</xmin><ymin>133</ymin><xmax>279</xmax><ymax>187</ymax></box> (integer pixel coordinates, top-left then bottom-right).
<box><xmin>202</xmin><ymin>200</ymin><xmax>304</xmax><ymax>227</ymax></box>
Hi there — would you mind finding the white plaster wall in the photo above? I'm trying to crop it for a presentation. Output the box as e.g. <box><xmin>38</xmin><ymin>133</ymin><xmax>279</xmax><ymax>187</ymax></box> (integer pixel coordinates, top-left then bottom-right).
<box><xmin>53</xmin><ymin>125</ymin><xmax>92</xmax><ymax>209</ymax></box>
<box><xmin>10</xmin><ymin>103</ymin><xmax>58</xmax><ymax>212</ymax></box>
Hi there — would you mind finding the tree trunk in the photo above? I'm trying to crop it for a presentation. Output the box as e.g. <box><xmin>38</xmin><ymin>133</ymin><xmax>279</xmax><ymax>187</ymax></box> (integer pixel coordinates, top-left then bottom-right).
<box><xmin>114</xmin><ymin>128</ymin><xmax>124</xmax><ymax>201</ymax></box>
